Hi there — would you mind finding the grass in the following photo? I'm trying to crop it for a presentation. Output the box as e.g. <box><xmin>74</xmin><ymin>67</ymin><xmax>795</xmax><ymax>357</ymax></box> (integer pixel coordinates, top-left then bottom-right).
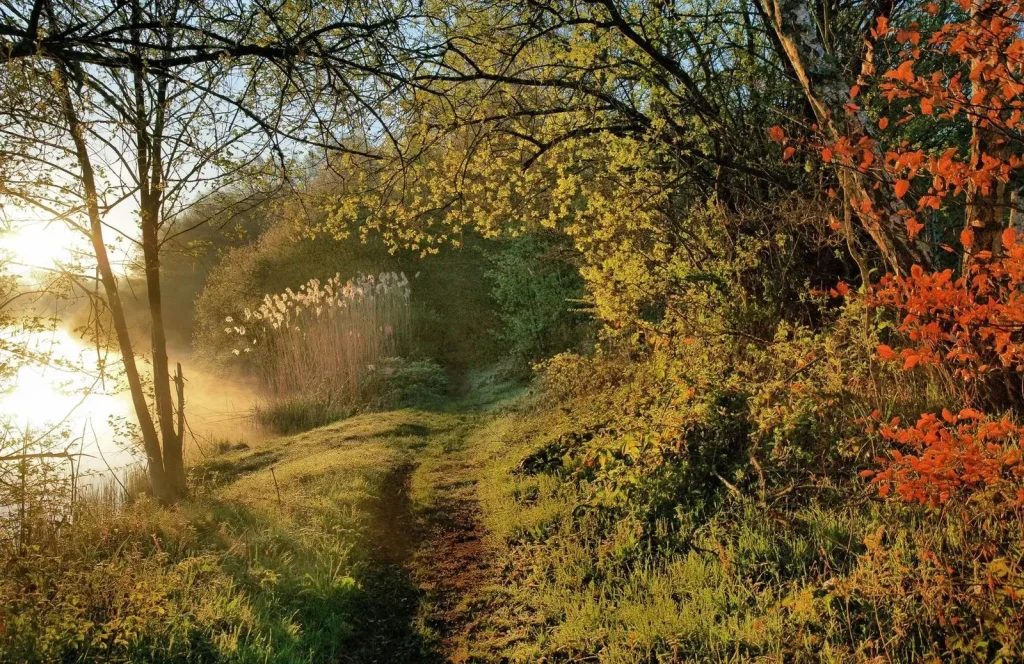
<box><xmin>252</xmin><ymin>357</ymin><xmax>451</xmax><ymax>434</ymax></box>
<box><xmin>252</xmin><ymin>394</ymin><xmax>355</xmax><ymax>434</ymax></box>
<box><xmin>6</xmin><ymin>374</ymin><xmax>971</xmax><ymax>663</ymax></box>
<box><xmin>4</xmin><ymin>385</ymin><xmax>792</xmax><ymax>663</ymax></box>
<box><xmin>237</xmin><ymin>272</ymin><xmax>412</xmax><ymax>403</ymax></box>
<box><xmin>0</xmin><ymin>406</ymin><xmax>480</xmax><ymax>663</ymax></box>
<box><xmin>426</xmin><ymin>396</ymin><xmax>1016</xmax><ymax>663</ymax></box>
<box><xmin>433</xmin><ymin>407</ymin><xmax>782</xmax><ymax>663</ymax></box>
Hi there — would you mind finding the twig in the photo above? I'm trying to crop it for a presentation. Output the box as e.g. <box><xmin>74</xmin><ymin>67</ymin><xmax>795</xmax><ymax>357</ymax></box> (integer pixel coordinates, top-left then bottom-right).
<box><xmin>90</xmin><ymin>419</ymin><xmax>127</xmax><ymax>497</ymax></box>
<box><xmin>270</xmin><ymin>466</ymin><xmax>283</xmax><ymax>508</ymax></box>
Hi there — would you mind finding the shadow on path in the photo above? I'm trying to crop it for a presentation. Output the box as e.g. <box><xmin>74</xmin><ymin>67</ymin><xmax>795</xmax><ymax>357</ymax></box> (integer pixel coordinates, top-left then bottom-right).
<box><xmin>413</xmin><ymin>453</ymin><xmax>497</xmax><ymax>663</ymax></box>
<box><xmin>343</xmin><ymin>463</ymin><xmax>444</xmax><ymax>664</ymax></box>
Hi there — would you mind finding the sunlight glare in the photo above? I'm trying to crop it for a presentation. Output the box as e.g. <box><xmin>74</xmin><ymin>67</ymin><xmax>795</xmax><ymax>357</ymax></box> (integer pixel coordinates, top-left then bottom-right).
<box><xmin>0</xmin><ymin>221</ymin><xmax>84</xmax><ymax>276</ymax></box>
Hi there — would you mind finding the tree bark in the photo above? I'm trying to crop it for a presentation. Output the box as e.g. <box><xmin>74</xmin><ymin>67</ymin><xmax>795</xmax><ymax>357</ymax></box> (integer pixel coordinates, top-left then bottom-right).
<box><xmin>136</xmin><ymin>139</ymin><xmax>186</xmax><ymax>497</ymax></box>
<box><xmin>962</xmin><ymin>0</ymin><xmax>1012</xmax><ymax>264</ymax></box>
<box><xmin>131</xmin><ymin>1</ymin><xmax>187</xmax><ymax>498</ymax></box>
<box><xmin>141</xmin><ymin>200</ymin><xmax>187</xmax><ymax>497</ymax></box>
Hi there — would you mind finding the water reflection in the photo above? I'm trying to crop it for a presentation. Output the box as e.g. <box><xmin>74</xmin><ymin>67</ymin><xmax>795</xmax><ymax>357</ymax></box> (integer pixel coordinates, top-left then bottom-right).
<box><xmin>0</xmin><ymin>327</ymin><xmax>265</xmax><ymax>482</ymax></box>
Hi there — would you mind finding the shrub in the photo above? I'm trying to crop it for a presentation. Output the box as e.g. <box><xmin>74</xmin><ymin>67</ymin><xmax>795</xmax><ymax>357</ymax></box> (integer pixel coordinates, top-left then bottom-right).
<box><xmin>472</xmin><ymin>292</ymin><xmax>1024</xmax><ymax>660</ymax></box>
<box><xmin>485</xmin><ymin>233</ymin><xmax>590</xmax><ymax>372</ymax></box>
<box><xmin>193</xmin><ymin>218</ymin><xmax>502</xmax><ymax>373</ymax></box>
<box><xmin>359</xmin><ymin>357</ymin><xmax>449</xmax><ymax>410</ymax></box>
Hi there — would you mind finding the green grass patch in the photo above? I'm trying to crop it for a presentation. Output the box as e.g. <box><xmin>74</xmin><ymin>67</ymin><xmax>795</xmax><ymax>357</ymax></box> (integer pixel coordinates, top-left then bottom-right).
<box><xmin>252</xmin><ymin>395</ymin><xmax>355</xmax><ymax>434</ymax></box>
<box><xmin>0</xmin><ymin>409</ymin><xmax>468</xmax><ymax>663</ymax></box>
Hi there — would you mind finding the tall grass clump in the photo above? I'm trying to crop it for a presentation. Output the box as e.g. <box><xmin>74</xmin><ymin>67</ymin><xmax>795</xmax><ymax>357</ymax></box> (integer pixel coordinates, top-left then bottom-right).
<box><xmin>0</xmin><ymin>423</ymin><xmax>150</xmax><ymax>562</ymax></box>
<box><xmin>228</xmin><ymin>272</ymin><xmax>413</xmax><ymax>427</ymax></box>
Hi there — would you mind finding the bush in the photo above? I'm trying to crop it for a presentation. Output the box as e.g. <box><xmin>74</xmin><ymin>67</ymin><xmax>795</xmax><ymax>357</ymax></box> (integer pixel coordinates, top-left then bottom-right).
<box><xmin>194</xmin><ymin>219</ymin><xmax>502</xmax><ymax>374</ymax></box>
<box><xmin>360</xmin><ymin>357</ymin><xmax>449</xmax><ymax>409</ymax></box>
<box><xmin>193</xmin><ymin>222</ymin><xmax>398</xmax><ymax>366</ymax></box>
<box><xmin>485</xmin><ymin>232</ymin><xmax>591</xmax><ymax>372</ymax></box>
<box><xmin>460</xmin><ymin>288</ymin><xmax>1024</xmax><ymax>661</ymax></box>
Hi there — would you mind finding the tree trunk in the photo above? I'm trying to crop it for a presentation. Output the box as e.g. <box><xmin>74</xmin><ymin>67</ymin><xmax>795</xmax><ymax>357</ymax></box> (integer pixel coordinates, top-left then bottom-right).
<box><xmin>141</xmin><ymin>203</ymin><xmax>187</xmax><ymax>497</ymax></box>
<box><xmin>757</xmin><ymin>0</ymin><xmax>934</xmax><ymax>275</ymax></box>
<box><xmin>962</xmin><ymin>0</ymin><xmax>1012</xmax><ymax>264</ymax></box>
<box><xmin>56</xmin><ymin>68</ymin><xmax>176</xmax><ymax>504</ymax></box>
<box><xmin>131</xmin><ymin>4</ymin><xmax>187</xmax><ymax>498</ymax></box>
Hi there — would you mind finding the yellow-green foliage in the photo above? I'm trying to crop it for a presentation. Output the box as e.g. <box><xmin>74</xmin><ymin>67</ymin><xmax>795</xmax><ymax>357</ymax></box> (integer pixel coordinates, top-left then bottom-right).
<box><xmin>455</xmin><ymin>307</ymin><xmax>1024</xmax><ymax>662</ymax></box>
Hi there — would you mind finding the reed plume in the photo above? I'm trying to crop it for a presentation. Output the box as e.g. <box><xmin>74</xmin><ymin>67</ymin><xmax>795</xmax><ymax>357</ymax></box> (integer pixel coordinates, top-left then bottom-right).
<box><xmin>227</xmin><ymin>272</ymin><xmax>412</xmax><ymax>406</ymax></box>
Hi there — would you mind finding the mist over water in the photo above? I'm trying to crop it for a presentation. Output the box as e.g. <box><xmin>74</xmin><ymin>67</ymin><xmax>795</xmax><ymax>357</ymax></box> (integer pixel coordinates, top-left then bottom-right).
<box><xmin>0</xmin><ymin>326</ymin><xmax>266</xmax><ymax>482</ymax></box>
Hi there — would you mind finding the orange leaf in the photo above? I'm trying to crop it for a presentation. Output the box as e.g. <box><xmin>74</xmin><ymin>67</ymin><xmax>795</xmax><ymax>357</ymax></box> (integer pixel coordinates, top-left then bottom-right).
<box><xmin>783</xmin><ymin>146</ymin><xmax>796</xmax><ymax>161</ymax></box>
<box><xmin>906</xmin><ymin>217</ymin><xmax>924</xmax><ymax>240</ymax></box>
<box><xmin>903</xmin><ymin>354</ymin><xmax>921</xmax><ymax>370</ymax></box>
<box><xmin>822</xmin><ymin>148</ymin><xmax>833</xmax><ymax>163</ymax></box>
<box><xmin>877</xmin><ymin>344</ymin><xmax>898</xmax><ymax>361</ymax></box>
<box><xmin>878</xmin><ymin>117</ymin><xmax>890</xmax><ymax>130</ymax></box>
<box><xmin>895</xmin><ymin>179</ymin><xmax>910</xmax><ymax>199</ymax></box>
<box><xmin>769</xmin><ymin>126</ymin><xmax>785</xmax><ymax>143</ymax></box>
<box><xmin>961</xmin><ymin>229</ymin><xmax>975</xmax><ymax>248</ymax></box>
<box><xmin>885</xmin><ymin>60</ymin><xmax>916</xmax><ymax>83</ymax></box>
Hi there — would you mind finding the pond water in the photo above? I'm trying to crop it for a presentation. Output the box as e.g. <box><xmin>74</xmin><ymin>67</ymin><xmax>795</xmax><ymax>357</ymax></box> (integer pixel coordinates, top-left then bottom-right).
<box><xmin>0</xmin><ymin>327</ymin><xmax>266</xmax><ymax>483</ymax></box>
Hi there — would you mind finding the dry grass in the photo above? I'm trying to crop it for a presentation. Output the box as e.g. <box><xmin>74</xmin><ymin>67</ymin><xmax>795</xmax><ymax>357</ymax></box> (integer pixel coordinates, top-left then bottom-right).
<box><xmin>0</xmin><ymin>405</ymin><xmax>478</xmax><ymax>663</ymax></box>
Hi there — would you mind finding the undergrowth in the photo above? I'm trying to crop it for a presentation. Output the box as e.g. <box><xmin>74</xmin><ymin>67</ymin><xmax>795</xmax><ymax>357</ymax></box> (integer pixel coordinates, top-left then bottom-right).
<box><xmin>253</xmin><ymin>357</ymin><xmax>449</xmax><ymax>433</ymax></box>
<box><xmin>453</xmin><ymin>306</ymin><xmax>1024</xmax><ymax>662</ymax></box>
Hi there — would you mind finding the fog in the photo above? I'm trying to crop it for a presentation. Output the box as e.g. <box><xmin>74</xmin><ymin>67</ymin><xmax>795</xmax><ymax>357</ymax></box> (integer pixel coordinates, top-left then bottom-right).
<box><xmin>1</xmin><ymin>326</ymin><xmax>266</xmax><ymax>482</ymax></box>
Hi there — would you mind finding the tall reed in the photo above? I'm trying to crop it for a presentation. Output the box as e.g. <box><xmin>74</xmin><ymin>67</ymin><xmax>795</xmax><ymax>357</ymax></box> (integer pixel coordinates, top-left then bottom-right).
<box><xmin>0</xmin><ymin>424</ymin><xmax>148</xmax><ymax>558</ymax></box>
<box><xmin>228</xmin><ymin>272</ymin><xmax>412</xmax><ymax>404</ymax></box>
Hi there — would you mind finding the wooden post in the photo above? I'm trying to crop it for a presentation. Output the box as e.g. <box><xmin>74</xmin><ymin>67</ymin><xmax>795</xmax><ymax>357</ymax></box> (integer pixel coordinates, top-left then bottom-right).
<box><xmin>174</xmin><ymin>363</ymin><xmax>185</xmax><ymax>448</ymax></box>
<box><xmin>270</xmin><ymin>466</ymin><xmax>283</xmax><ymax>509</ymax></box>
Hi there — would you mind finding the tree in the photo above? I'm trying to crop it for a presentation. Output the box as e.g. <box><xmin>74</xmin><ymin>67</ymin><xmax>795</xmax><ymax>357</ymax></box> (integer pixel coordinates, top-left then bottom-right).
<box><xmin>320</xmin><ymin>0</ymin><xmax>854</xmax><ymax>338</ymax></box>
<box><xmin>0</xmin><ymin>0</ymin><xmax>422</xmax><ymax>502</ymax></box>
<box><xmin>789</xmin><ymin>0</ymin><xmax>1024</xmax><ymax>503</ymax></box>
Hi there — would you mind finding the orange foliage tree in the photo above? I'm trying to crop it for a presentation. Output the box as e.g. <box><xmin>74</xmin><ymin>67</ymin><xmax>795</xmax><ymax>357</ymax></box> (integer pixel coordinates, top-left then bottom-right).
<box><xmin>774</xmin><ymin>0</ymin><xmax>1024</xmax><ymax>506</ymax></box>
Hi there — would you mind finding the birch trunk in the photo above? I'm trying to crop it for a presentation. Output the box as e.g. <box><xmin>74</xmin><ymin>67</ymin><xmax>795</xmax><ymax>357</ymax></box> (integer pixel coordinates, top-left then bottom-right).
<box><xmin>758</xmin><ymin>0</ymin><xmax>934</xmax><ymax>274</ymax></box>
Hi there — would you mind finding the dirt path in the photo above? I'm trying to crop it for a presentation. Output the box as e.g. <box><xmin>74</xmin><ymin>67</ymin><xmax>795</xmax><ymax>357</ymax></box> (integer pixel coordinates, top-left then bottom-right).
<box><xmin>351</xmin><ymin>415</ymin><xmax>499</xmax><ymax>663</ymax></box>
<box><xmin>346</xmin><ymin>462</ymin><xmax>441</xmax><ymax>663</ymax></box>
<box><xmin>369</xmin><ymin>462</ymin><xmax>417</xmax><ymax>565</ymax></box>
<box><xmin>413</xmin><ymin>451</ymin><xmax>496</xmax><ymax>663</ymax></box>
